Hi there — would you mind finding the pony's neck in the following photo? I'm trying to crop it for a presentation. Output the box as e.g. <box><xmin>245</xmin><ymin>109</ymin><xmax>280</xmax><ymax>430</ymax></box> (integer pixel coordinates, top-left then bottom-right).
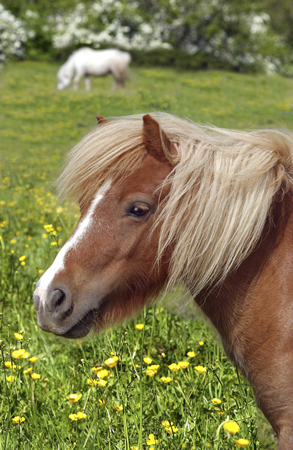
<box><xmin>196</xmin><ymin>189</ymin><xmax>293</xmax><ymax>367</ymax></box>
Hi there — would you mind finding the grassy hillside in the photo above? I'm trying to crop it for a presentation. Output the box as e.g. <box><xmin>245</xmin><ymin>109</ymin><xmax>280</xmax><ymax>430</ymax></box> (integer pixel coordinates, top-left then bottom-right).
<box><xmin>0</xmin><ymin>61</ymin><xmax>293</xmax><ymax>450</ymax></box>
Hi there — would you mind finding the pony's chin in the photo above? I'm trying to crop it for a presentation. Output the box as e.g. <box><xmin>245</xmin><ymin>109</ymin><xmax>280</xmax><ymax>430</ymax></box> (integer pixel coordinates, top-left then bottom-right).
<box><xmin>62</xmin><ymin>310</ymin><xmax>95</xmax><ymax>339</ymax></box>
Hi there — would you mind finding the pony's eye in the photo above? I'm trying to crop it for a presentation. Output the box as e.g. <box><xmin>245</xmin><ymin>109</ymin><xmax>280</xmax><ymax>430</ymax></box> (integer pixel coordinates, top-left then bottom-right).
<box><xmin>129</xmin><ymin>203</ymin><xmax>150</xmax><ymax>217</ymax></box>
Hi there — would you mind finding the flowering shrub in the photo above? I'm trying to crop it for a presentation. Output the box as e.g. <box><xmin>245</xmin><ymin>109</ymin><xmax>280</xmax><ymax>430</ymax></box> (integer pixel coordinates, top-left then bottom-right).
<box><xmin>0</xmin><ymin>4</ymin><xmax>33</xmax><ymax>65</ymax></box>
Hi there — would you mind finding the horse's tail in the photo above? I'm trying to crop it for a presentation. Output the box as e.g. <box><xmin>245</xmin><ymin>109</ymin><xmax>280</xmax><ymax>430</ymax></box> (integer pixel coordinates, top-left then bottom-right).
<box><xmin>115</xmin><ymin>52</ymin><xmax>131</xmax><ymax>82</ymax></box>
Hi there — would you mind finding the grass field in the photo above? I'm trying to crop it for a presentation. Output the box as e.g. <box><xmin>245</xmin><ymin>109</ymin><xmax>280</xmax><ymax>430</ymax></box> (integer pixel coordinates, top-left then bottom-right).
<box><xmin>1</xmin><ymin>61</ymin><xmax>293</xmax><ymax>450</ymax></box>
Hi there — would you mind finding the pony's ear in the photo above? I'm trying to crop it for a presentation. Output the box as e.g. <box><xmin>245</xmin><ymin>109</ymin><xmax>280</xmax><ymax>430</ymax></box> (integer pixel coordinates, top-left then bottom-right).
<box><xmin>143</xmin><ymin>114</ymin><xmax>177</xmax><ymax>165</ymax></box>
<box><xmin>96</xmin><ymin>114</ymin><xmax>108</xmax><ymax>125</ymax></box>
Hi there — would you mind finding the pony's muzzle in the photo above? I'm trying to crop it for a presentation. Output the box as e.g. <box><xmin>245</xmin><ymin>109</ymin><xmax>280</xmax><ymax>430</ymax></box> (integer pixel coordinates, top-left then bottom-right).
<box><xmin>33</xmin><ymin>285</ymin><xmax>74</xmax><ymax>333</ymax></box>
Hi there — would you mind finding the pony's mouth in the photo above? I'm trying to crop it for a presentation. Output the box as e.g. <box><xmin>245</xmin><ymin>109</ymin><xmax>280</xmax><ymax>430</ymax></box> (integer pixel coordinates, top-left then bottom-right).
<box><xmin>62</xmin><ymin>310</ymin><xmax>95</xmax><ymax>339</ymax></box>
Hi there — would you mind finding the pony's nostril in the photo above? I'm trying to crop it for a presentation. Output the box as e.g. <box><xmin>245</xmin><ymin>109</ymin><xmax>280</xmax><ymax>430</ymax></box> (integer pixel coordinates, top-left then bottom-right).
<box><xmin>47</xmin><ymin>289</ymin><xmax>72</xmax><ymax>319</ymax></box>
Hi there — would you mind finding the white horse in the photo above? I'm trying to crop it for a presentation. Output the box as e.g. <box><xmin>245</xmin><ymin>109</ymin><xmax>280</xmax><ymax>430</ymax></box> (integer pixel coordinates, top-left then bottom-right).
<box><xmin>57</xmin><ymin>48</ymin><xmax>131</xmax><ymax>91</ymax></box>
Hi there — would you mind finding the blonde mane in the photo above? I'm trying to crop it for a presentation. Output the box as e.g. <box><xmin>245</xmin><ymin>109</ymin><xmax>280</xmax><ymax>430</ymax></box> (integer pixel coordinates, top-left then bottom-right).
<box><xmin>58</xmin><ymin>112</ymin><xmax>293</xmax><ymax>298</ymax></box>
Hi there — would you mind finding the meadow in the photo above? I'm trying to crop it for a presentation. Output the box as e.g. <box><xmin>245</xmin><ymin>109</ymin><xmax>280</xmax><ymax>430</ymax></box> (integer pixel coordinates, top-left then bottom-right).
<box><xmin>1</xmin><ymin>61</ymin><xmax>293</xmax><ymax>450</ymax></box>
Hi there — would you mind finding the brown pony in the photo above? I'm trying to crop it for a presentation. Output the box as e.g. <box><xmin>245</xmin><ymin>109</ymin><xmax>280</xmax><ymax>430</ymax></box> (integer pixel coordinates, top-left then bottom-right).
<box><xmin>33</xmin><ymin>113</ymin><xmax>293</xmax><ymax>449</ymax></box>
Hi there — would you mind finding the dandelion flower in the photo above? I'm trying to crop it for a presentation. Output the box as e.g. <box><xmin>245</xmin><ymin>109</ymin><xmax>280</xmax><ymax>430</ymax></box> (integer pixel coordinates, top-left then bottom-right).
<box><xmin>143</xmin><ymin>357</ymin><xmax>152</xmax><ymax>364</ymax></box>
<box><xmin>19</xmin><ymin>255</ymin><xmax>26</xmax><ymax>261</ymax></box>
<box><xmin>97</xmin><ymin>379</ymin><xmax>107</xmax><ymax>387</ymax></box>
<box><xmin>23</xmin><ymin>368</ymin><xmax>33</xmax><ymax>375</ymax></box>
<box><xmin>165</xmin><ymin>425</ymin><xmax>178</xmax><ymax>434</ymax></box>
<box><xmin>104</xmin><ymin>356</ymin><xmax>119</xmax><ymax>368</ymax></box>
<box><xmin>194</xmin><ymin>365</ymin><xmax>207</xmax><ymax>374</ymax></box>
<box><xmin>235</xmin><ymin>438</ymin><xmax>250</xmax><ymax>448</ymax></box>
<box><xmin>69</xmin><ymin>414</ymin><xmax>78</xmax><ymax>421</ymax></box>
<box><xmin>135</xmin><ymin>324</ymin><xmax>144</xmax><ymax>330</ymax></box>
<box><xmin>87</xmin><ymin>378</ymin><xmax>97</xmax><ymax>386</ymax></box>
<box><xmin>6</xmin><ymin>375</ymin><xmax>16</xmax><ymax>382</ymax></box>
<box><xmin>12</xmin><ymin>416</ymin><xmax>25</xmax><ymax>423</ymax></box>
<box><xmin>66</xmin><ymin>394</ymin><xmax>82</xmax><ymax>403</ymax></box>
<box><xmin>223</xmin><ymin>421</ymin><xmax>240</xmax><ymax>434</ymax></box>
<box><xmin>168</xmin><ymin>363</ymin><xmax>179</xmax><ymax>372</ymax></box>
<box><xmin>160</xmin><ymin>377</ymin><xmax>172</xmax><ymax>383</ymax></box>
<box><xmin>31</xmin><ymin>373</ymin><xmax>41</xmax><ymax>380</ymax></box>
<box><xmin>44</xmin><ymin>224</ymin><xmax>54</xmax><ymax>233</ymax></box>
<box><xmin>187</xmin><ymin>351</ymin><xmax>195</xmax><ymax>358</ymax></box>
<box><xmin>94</xmin><ymin>368</ymin><xmax>110</xmax><ymax>379</ymax></box>
<box><xmin>162</xmin><ymin>421</ymin><xmax>173</xmax><ymax>427</ymax></box>
<box><xmin>211</xmin><ymin>398</ymin><xmax>221</xmax><ymax>405</ymax></box>
<box><xmin>198</xmin><ymin>341</ymin><xmax>204</xmax><ymax>346</ymax></box>
<box><xmin>29</xmin><ymin>356</ymin><xmax>38</xmax><ymax>363</ymax></box>
<box><xmin>14</xmin><ymin>332</ymin><xmax>23</xmax><ymax>341</ymax></box>
<box><xmin>146</xmin><ymin>434</ymin><xmax>158</xmax><ymax>445</ymax></box>
<box><xmin>114</xmin><ymin>404</ymin><xmax>123</xmax><ymax>412</ymax></box>
<box><xmin>76</xmin><ymin>411</ymin><xmax>86</xmax><ymax>419</ymax></box>
<box><xmin>178</xmin><ymin>361</ymin><xmax>189</xmax><ymax>369</ymax></box>
<box><xmin>12</xmin><ymin>349</ymin><xmax>29</xmax><ymax>359</ymax></box>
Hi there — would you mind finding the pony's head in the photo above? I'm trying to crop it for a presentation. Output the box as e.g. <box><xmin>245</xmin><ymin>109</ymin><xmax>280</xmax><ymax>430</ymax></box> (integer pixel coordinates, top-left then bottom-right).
<box><xmin>33</xmin><ymin>114</ymin><xmax>177</xmax><ymax>338</ymax></box>
<box><xmin>57</xmin><ymin>64</ymin><xmax>73</xmax><ymax>90</ymax></box>
<box><xmin>33</xmin><ymin>112</ymin><xmax>293</xmax><ymax>339</ymax></box>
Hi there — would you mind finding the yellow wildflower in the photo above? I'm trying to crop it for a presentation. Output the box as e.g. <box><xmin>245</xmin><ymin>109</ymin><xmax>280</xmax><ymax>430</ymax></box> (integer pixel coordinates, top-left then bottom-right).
<box><xmin>21</xmin><ymin>262</ymin><xmax>25</xmax><ymax>266</ymax></box>
<box><xmin>76</xmin><ymin>411</ymin><xmax>86</xmax><ymax>419</ymax></box>
<box><xmin>14</xmin><ymin>333</ymin><xmax>23</xmax><ymax>341</ymax></box>
<box><xmin>10</xmin><ymin>239</ymin><xmax>16</xmax><ymax>244</ymax></box>
<box><xmin>6</xmin><ymin>375</ymin><xmax>16</xmax><ymax>382</ymax></box>
<box><xmin>235</xmin><ymin>439</ymin><xmax>250</xmax><ymax>448</ymax></box>
<box><xmin>223</xmin><ymin>421</ymin><xmax>240</xmax><ymax>434</ymax></box>
<box><xmin>135</xmin><ymin>324</ymin><xmax>144</xmax><ymax>330</ymax></box>
<box><xmin>98</xmin><ymin>398</ymin><xmax>106</xmax><ymax>406</ymax></box>
<box><xmin>187</xmin><ymin>351</ymin><xmax>195</xmax><ymax>358</ymax></box>
<box><xmin>168</xmin><ymin>363</ymin><xmax>179</xmax><ymax>372</ymax></box>
<box><xmin>143</xmin><ymin>357</ymin><xmax>152</xmax><ymax>364</ymax></box>
<box><xmin>29</xmin><ymin>356</ymin><xmax>38</xmax><ymax>363</ymax></box>
<box><xmin>194</xmin><ymin>366</ymin><xmax>207</xmax><ymax>374</ymax></box>
<box><xmin>51</xmin><ymin>242</ymin><xmax>57</xmax><ymax>246</ymax></box>
<box><xmin>31</xmin><ymin>373</ymin><xmax>41</xmax><ymax>380</ymax></box>
<box><xmin>38</xmin><ymin>269</ymin><xmax>44</xmax><ymax>274</ymax></box>
<box><xmin>162</xmin><ymin>421</ymin><xmax>173</xmax><ymax>427</ymax></box>
<box><xmin>44</xmin><ymin>224</ymin><xmax>54</xmax><ymax>233</ymax></box>
<box><xmin>12</xmin><ymin>416</ymin><xmax>25</xmax><ymax>423</ymax></box>
<box><xmin>214</xmin><ymin>407</ymin><xmax>225</xmax><ymax>415</ymax></box>
<box><xmin>104</xmin><ymin>356</ymin><xmax>119</xmax><ymax>368</ymax></box>
<box><xmin>211</xmin><ymin>398</ymin><xmax>221</xmax><ymax>405</ymax></box>
<box><xmin>178</xmin><ymin>361</ymin><xmax>189</xmax><ymax>369</ymax></box>
<box><xmin>146</xmin><ymin>434</ymin><xmax>158</xmax><ymax>445</ymax></box>
<box><xmin>19</xmin><ymin>255</ymin><xmax>26</xmax><ymax>261</ymax></box>
<box><xmin>23</xmin><ymin>368</ymin><xmax>33</xmax><ymax>375</ymax></box>
<box><xmin>114</xmin><ymin>404</ymin><xmax>123</xmax><ymax>412</ymax></box>
<box><xmin>42</xmin><ymin>234</ymin><xmax>48</xmax><ymax>239</ymax></box>
<box><xmin>198</xmin><ymin>341</ymin><xmax>204</xmax><ymax>346</ymax></box>
<box><xmin>160</xmin><ymin>377</ymin><xmax>172</xmax><ymax>383</ymax></box>
<box><xmin>12</xmin><ymin>349</ymin><xmax>29</xmax><ymax>359</ymax></box>
<box><xmin>97</xmin><ymin>379</ymin><xmax>107</xmax><ymax>387</ymax></box>
<box><xmin>165</xmin><ymin>425</ymin><xmax>178</xmax><ymax>434</ymax></box>
<box><xmin>66</xmin><ymin>394</ymin><xmax>82</xmax><ymax>403</ymax></box>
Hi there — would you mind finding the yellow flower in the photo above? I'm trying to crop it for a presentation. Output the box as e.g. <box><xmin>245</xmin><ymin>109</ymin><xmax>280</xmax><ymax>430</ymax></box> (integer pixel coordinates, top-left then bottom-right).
<box><xmin>178</xmin><ymin>361</ymin><xmax>189</xmax><ymax>369</ymax></box>
<box><xmin>44</xmin><ymin>224</ymin><xmax>54</xmax><ymax>233</ymax></box>
<box><xmin>51</xmin><ymin>242</ymin><xmax>57</xmax><ymax>246</ymax></box>
<box><xmin>23</xmin><ymin>368</ymin><xmax>33</xmax><ymax>375</ymax></box>
<box><xmin>12</xmin><ymin>416</ymin><xmax>25</xmax><ymax>423</ymax></box>
<box><xmin>223</xmin><ymin>421</ymin><xmax>240</xmax><ymax>435</ymax></box>
<box><xmin>187</xmin><ymin>351</ymin><xmax>195</xmax><ymax>358</ymax></box>
<box><xmin>14</xmin><ymin>333</ymin><xmax>23</xmax><ymax>341</ymax></box>
<box><xmin>162</xmin><ymin>421</ymin><xmax>173</xmax><ymax>427</ymax></box>
<box><xmin>21</xmin><ymin>262</ymin><xmax>25</xmax><ymax>266</ymax></box>
<box><xmin>165</xmin><ymin>425</ymin><xmax>178</xmax><ymax>434</ymax></box>
<box><xmin>97</xmin><ymin>379</ymin><xmax>107</xmax><ymax>387</ymax></box>
<box><xmin>135</xmin><ymin>324</ymin><xmax>144</xmax><ymax>330</ymax></box>
<box><xmin>38</xmin><ymin>269</ymin><xmax>44</xmax><ymax>275</ymax></box>
<box><xmin>11</xmin><ymin>250</ymin><xmax>15</xmax><ymax>254</ymax></box>
<box><xmin>31</xmin><ymin>373</ymin><xmax>41</xmax><ymax>380</ymax></box>
<box><xmin>168</xmin><ymin>363</ymin><xmax>179</xmax><ymax>372</ymax></box>
<box><xmin>91</xmin><ymin>368</ymin><xmax>110</xmax><ymax>378</ymax></box>
<box><xmin>98</xmin><ymin>398</ymin><xmax>106</xmax><ymax>406</ymax></box>
<box><xmin>104</xmin><ymin>356</ymin><xmax>119</xmax><ymax>368</ymax></box>
<box><xmin>194</xmin><ymin>366</ymin><xmax>207</xmax><ymax>374</ymax></box>
<box><xmin>66</xmin><ymin>394</ymin><xmax>82</xmax><ymax>403</ymax></box>
<box><xmin>114</xmin><ymin>404</ymin><xmax>123</xmax><ymax>412</ymax></box>
<box><xmin>19</xmin><ymin>255</ymin><xmax>26</xmax><ymax>261</ymax></box>
<box><xmin>160</xmin><ymin>377</ymin><xmax>172</xmax><ymax>383</ymax></box>
<box><xmin>76</xmin><ymin>411</ymin><xmax>86</xmax><ymax>419</ymax></box>
<box><xmin>235</xmin><ymin>439</ymin><xmax>250</xmax><ymax>448</ymax></box>
<box><xmin>29</xmin><ymin>356</ymin><xmax>38</xmax><ymax>363</ymax></box>
<box><xmin>10</xmin><ymin>239</ymin><xmax>16</xmax><ymax>244</ymax></box>
<box><xmin>143</xmin><ymin>357</ymin><xmax>152</xmax><ymax>364</ymax></box>
<box><xmin>198</xmin><ymin>340</ymin><xmax>204</xmax><ymax>346</ymax></box>
<box><xmin>214</xmin><ymin>407</ymin><xmax>225</xmax><ymax>415</ymax></box>
<box><xmin>42</xmin><ymin>234</ymin><xmax>48</xmax><ymax>239</ymax></box>
<box><xmin>12</xmin><ymin>349</ymin><xmax>28</xmax><ymax>359</ymax></box>
<box><xmin>146</xmin><ymin>434</ymin><xmax>158</xmax><ymax>445</ymax></box>
<box><xmin>87</xmin><ymin>378</ymin><xmax>97</xmax><ymax>386</ymax></box>
<box><xmin>91</xmin><ymin>366</ymin><xmax>103</xmax><ymax>373</ymax></box>
<box><xmin>131</xmin><ymin>447</ymin><xmax>139</xmax><ymax>450</ymax></box>
<box><xmin>6</xmin><ymin>375</ymin><xmax>16</xmax><ymax>382</ymax></box>
<box><xmin>211</xmin><ymin>398</ymin><xmax>221</xmax><ymax>405</ymax></box>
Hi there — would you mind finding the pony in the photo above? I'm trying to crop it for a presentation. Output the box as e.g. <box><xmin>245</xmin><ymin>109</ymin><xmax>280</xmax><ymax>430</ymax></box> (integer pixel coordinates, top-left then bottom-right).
<box><xmin>33</xmin><ymin>112</ymin><xmax>293</xmax><ymax>449</ymax></box>
<box><xmin>56</xmin><ymin>48</ymin><xmax>131</xmax><ymax>91</ymax></box>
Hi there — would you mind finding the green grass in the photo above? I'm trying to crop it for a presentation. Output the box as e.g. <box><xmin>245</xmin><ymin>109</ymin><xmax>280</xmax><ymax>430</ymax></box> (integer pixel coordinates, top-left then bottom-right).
<box><xmin>1</xmin><ymin>61</ymin><xmax>293</xmax><ymax>450</ymax></box>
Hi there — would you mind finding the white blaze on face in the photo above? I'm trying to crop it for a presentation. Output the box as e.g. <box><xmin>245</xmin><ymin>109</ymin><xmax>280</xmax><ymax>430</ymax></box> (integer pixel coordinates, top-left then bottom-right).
<box><xmin>35</xmin><ymin>180</ymin><xmax>112</xmax><ymax>304</ymax></box>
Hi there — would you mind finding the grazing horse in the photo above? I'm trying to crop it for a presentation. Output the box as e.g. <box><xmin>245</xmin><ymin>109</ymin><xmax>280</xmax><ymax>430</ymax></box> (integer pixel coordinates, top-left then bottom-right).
<box><xmin>56</xmin><ymin>47</ymin><xmax>131</xmax><ymax>91</ymax></box>
<box><xmin>33</xmin><ymin>113</ymin><xmax>293</xmax><ymax>449</ymax></box>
